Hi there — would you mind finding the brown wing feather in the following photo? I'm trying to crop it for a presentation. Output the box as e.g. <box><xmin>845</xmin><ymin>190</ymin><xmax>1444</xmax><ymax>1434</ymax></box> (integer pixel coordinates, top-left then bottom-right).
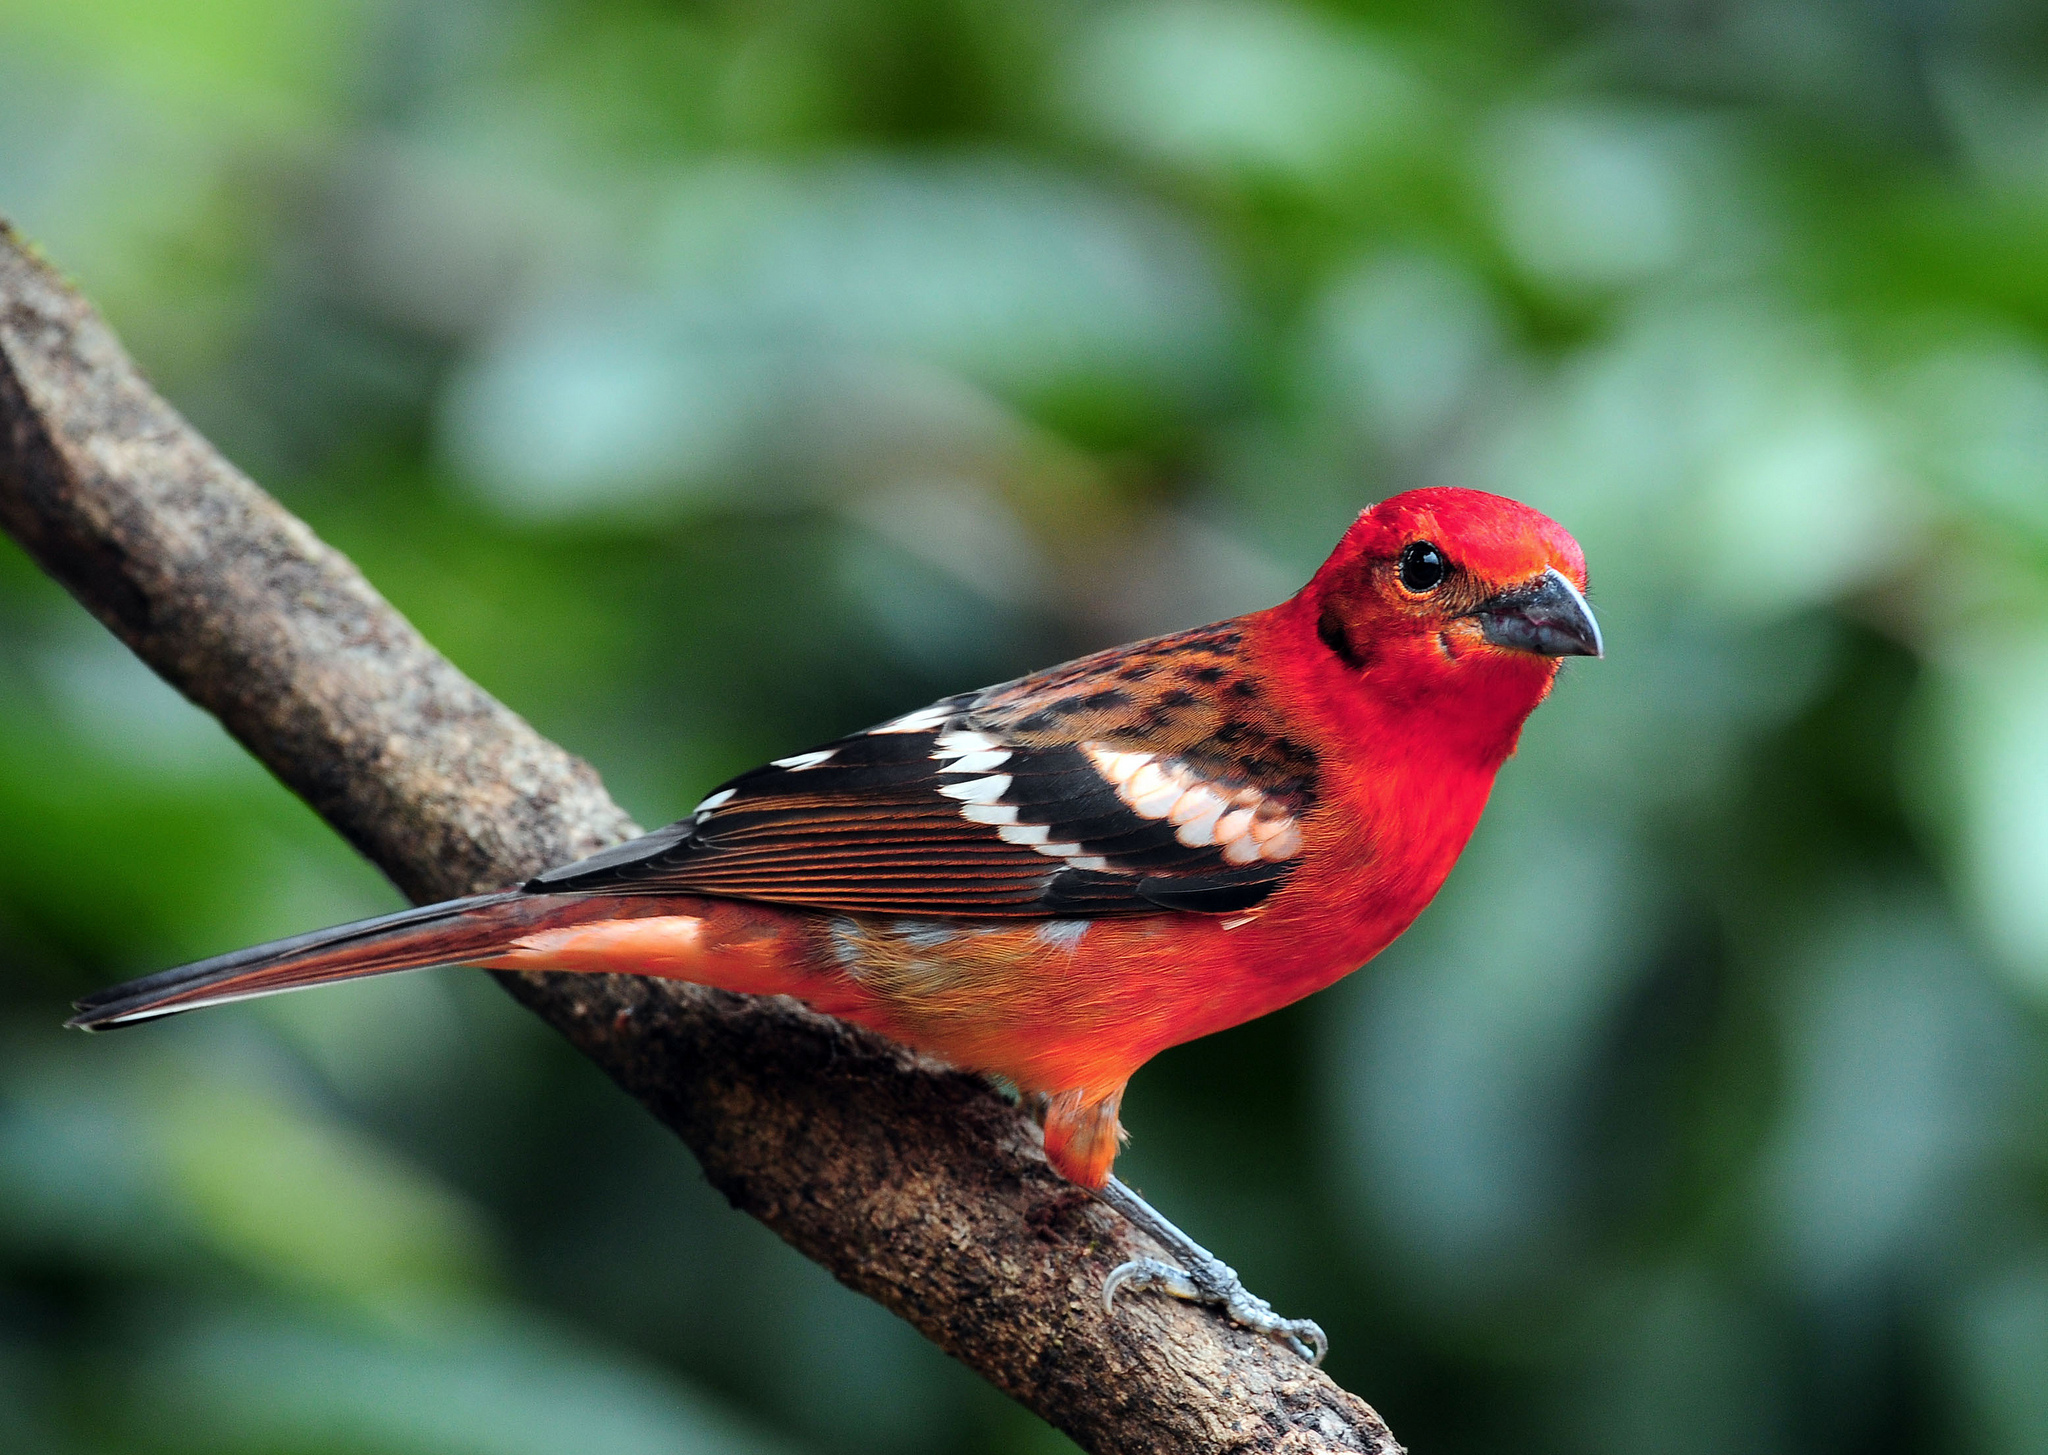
<box><xmin>529</xmin><ymin>623</ymin><xmax>1320</xmax><ymax>918</ymax></box>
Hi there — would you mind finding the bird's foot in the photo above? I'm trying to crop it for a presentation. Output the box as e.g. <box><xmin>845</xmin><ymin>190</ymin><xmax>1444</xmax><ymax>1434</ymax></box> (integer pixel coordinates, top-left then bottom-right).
<box><xmin>1096</xmin><ymin>1176</ymin><xmax>1328</xmax><ymax>1365</ymax></box>
<box><xmin>1102</xmin><ymin>1251</ymin><xmax>1329</xmax><ymax>1364</ymax></box>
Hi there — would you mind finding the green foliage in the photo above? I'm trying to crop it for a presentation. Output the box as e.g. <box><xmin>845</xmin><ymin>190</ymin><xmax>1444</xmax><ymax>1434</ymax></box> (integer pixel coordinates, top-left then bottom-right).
<box><xmin>6</xmin><ymin>1</ymin><xmax>2048</xmax><ymax>1451</ymax></box>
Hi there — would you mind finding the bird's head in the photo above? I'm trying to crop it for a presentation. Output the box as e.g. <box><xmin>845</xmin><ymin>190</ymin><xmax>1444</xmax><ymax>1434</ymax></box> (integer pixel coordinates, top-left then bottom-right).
<box><xmin>1292</xmin><ymin>487</ymin><xmax>1599</xmax><ymax>742</ymax></box>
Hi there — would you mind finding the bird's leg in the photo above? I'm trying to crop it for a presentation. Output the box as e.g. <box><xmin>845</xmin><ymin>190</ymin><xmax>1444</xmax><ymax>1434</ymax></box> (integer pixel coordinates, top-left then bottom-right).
<box><xmin>1096</xmin><ymin>1176</ymin><xmax>1329</xmax><ymax>1365</ymax></box>
<box><xmin>1029</xmin><ymin>1087</ymin><xmax>1325</xmax><ymax>1359</ymax></box>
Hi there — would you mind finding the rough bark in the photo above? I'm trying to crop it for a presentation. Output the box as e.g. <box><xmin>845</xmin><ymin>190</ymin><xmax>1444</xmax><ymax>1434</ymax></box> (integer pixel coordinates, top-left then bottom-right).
<box><xmin>0</xmin><ymin>219</ymin><xmax>1402</xmax><ymax>1455</ymax></box>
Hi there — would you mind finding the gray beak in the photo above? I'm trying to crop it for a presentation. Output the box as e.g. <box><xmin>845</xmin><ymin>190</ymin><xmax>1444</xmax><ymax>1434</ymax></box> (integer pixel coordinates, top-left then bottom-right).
<box><xmin>1475</xmin><ymin>567</ymin><xmax>1603</xmax><ymax>659</ymax></box>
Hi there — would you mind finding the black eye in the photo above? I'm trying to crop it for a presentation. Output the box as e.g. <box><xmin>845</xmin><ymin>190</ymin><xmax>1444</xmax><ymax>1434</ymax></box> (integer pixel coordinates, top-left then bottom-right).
<box><xmin>1399</xmin><ymin>541</ymin><xmax>1446</xmax><ymax>593</ymax></box>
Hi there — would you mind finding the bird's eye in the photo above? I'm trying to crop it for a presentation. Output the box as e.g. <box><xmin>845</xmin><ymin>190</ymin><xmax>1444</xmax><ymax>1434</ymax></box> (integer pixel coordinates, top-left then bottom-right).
<box><xmin>1398</xmin><ymin>541</ymin><xmax>1446</xmax><ymax>593</ymax></box>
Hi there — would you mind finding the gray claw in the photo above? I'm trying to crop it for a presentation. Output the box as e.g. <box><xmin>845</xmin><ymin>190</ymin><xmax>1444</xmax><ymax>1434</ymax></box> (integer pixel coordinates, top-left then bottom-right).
<box><xmin>1103</xmin><ymin>1256</ymin><xmax>1200</xmax><ymax>1312</ymax></box>
<box><xmin>1095</xmin><ymin>1178</ymin><xmax>1330</xmax><ymax>1365</ymax></box>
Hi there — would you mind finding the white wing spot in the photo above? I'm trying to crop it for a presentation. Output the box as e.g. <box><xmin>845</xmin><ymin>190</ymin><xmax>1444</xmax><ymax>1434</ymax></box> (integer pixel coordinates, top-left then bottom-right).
<box><xmin>1257</xmin><ymin>821</ymin><xmax>1303</xmax><ymax>861</ymax></box>
<box><xmin>1131</xmin><ymin>777</ymin><xmax>1186</xmax><ymax>819</ymax></box>
<box><xmin>1092</xmin><ymin>750</ymin><xmax>1152</xmax><ymax>785</ymax></box>
<box><xmin>1168</xmin><ymin>783</ymin><xmax>1226</xmax><ymax>827</ymax></box>
<box><xmin>1174</xmin><ymin>805</ymin><xmax>1226</xmax><ymax>848</ymax></box>
<box><xmin>933</xmin><ymin>730</ymin><xmax>1000</xmax><ymax>756</ymax></box>
<box><xmin>997</xmin><ymin>823</ymin><xmax>1051</xmax><ymax>846</ymax></box>
<box><xmin>1030</xmin><ymin>841</ymin><xmax>1084</xmax><ymax>858</ymax></box>
<box><xmin>772</xmin><ymin>749</ymin><xmax>838</xmax><ymax>771</ymax></box>
<box><xmin>872</xmin><ymin>704</ymin><xmax>954</xmax><ymax>734</ymax></box>
<box><xmin>938</xmin><ymin>773</ymin><xmax>1013</xmax><ymax>804</ymax></box>
<box><xmin>693</xmin><ymin>787</ymin><xmax>737</xmax><ymax>814</ymax></box>
<box><xmin>1123</xmin><ymin>760</ymin><xmax>1171</xmax><ymax>805</ymax></box>
<box><xmin>937</xmin><ymin>748</ymin><xmax>1012</xmax><ymax>774</ymax></box>
<box><xmin>1222</xmin><ymin>836</ymin><xmax>1265</xmax><ymax>865</ymax></box>
<box><xmin>1215</xmin><ymin>808</ymin><xmax>1254</xmax><ymax>842</ymax></box>
<box><xmin>959</xmin><ymin>802</ymin><xmax>1019</xmax><ymax>826</ymax></box>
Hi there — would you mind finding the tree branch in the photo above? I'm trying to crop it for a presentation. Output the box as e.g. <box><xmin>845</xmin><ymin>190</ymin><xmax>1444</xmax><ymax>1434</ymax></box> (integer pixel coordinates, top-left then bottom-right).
<box><xmin>0</xmin><ymin>220</ymin><xmax>1401</xmax><ymax>1455</ymax></box>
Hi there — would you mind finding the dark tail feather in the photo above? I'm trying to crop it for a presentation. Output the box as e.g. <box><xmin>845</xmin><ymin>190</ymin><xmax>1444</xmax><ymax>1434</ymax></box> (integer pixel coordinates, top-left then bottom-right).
<box><xmin>67</xmin><ymin>891</ymin><xmax>568</xmax><ymax>1031</ymax></box>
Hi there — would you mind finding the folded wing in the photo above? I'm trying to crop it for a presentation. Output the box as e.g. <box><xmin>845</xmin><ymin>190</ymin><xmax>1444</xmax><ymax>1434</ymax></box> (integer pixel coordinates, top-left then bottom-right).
<box><xmin>533</xmin><ymin>628</ymin><xmax>1322</xmax><ymax>918</ymax></box>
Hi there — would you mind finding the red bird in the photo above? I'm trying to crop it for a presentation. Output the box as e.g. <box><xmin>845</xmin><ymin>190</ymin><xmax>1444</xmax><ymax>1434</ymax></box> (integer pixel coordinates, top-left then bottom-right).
<box><xmin>70</xmin><ymin>486</ymin><xmax>1599</xmax><ymax>1362</ymax></box>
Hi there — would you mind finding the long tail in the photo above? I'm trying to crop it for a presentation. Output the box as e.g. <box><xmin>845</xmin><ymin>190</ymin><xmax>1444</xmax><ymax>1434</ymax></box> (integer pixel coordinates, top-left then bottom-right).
<box><xmin>70</xmin><ymin>893</ymin><xmax>584</xmax><ymax>1030</ymax></box>
<box><xmin>68</xmin><ymin>891</ymin><xmax>832</xmax><ymax>1032</ymax></box>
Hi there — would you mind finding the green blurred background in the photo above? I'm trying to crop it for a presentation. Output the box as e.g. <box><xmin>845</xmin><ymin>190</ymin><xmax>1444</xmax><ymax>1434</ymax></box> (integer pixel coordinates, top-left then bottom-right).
<box><xmin>4</xmin><ymin>0</ymin><xmax>2048</xmax><ymax>1451</ymax></box>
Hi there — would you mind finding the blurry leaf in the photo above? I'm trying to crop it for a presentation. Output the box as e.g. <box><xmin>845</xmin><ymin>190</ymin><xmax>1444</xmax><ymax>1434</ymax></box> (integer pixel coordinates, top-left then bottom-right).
<box><xmin>1568</xmin><ymin>1271</ymin><xmax>1788</xmax><ymax>1455</ymax></box>
<box><xmin>742</xmin><ymin>1249</ymin><xmax>961</xmax><ymax>1450</ymax></box>
<box><xmin>0</xmin><ymin>685</ymin><xmax>393</xmax><ymax>976</ymax></box>
<box><xmin>255</xmin><ymin>972</ymin><xmax>475</xmax><ymax>1109</ymax></box>
<box><xmin>1756</xmin><ymin>889</ymin><xmax>2013</xmax><ymax>1295</ymax></box>
<box><xmin>122</xmin><ymin>1306</ymin><xmax>806</xmax><ymax>1455</ymax></box>
<box><xmin>324</xmin><ymin>137</ymin><xmax>605</xmax><ymax>341</ymax></box>
<box><xmin>1687</xmin><ymin>399</ymin><xmax>1917</xmax><ymax>616</ymax></box>
<box><xmin>1082</xmin><ymin>509</ymin><xmax>1295</xmax><ymax>640</ymax></box>
<box><xmin>32</xmin><ymin>618</ymin><xmax>250</xmax><ymax>782</ymax></box>
<box><xmin>645</xmin><ymin>156</ymin><xmax>1236</xmax><ymax>409</ymax></box>
<box><xmin>0</xmin><ymin>1335</ymin><xmax>55</xmax><ymax>1455</ymax></box>
<box><xmin>445</xmin><ymin>156</ymin><xmax>1236</xmax><ymax>517</ymax></box>
<box><xmin>1913</xmin><ymin>626</ymin><xmax>2048</xmax><ymax>999</ymax></box>
<box><xmin>154</xmin><ymin>1064</ymin><xmax>497</xmax><ymax>1311</ymax></box>
<box><xmin>1953</xmin><ymin>1261</ymin><xmax>2048</xmax><ymax>1455</ymax></box>
<box><xmin>1894</xmin><ymin>334</ymin><xmax>2048</xmax><ymax>541</ymax></box>
<box><xmin>442</xmin><ymin>298</ymin><xmax>782</xmax><ymax>520</ymax></box>
<box><xmin>1060</xmin><ymin>0</ymin><xmax>1428</xmax><ymax>187</ymax></box>
<box><xmin>0</xmin><ymin>1046</ymin><xmax>170</xmax><ymax>1266</ymax></box>
<box><xmin>1327</xmin><ymin>791</ymin><xmax>1661</xmax><ymax>1289</ymax></box>
<box><xmin>0</xmin><ymin>0</ymin><xmax>368</xmax><ymax>350</ymax></box>
<box><xmin>0</xmin><ymin>0</ymin><xmax>370</xmax><ymax>132</ymax></box>
<box><xmin>831</xmin><ymin>529</ymin><xmax>1030</xmax><ymax>676</ymax></box>
<box><xmin>842</xmin><ymin>479</ymin><xmax>1051</xmax><ymax>611</ymax></box>
<box><xmin>0</xmin><ymin>1044</ymin><xmax>494</xmax><ymax>1313</ymax></box>
<box><xmin>1301</xmin><ymin>250</ymin><xmax>1506</xmax><ymax>456</ymax></box>
<box><xmin>1482</xmin><ymin>105</ymin><xmax>1764</xmax><ymax>295</ymax></box>
<box><xmin>1932</xmin><ymin>59</ymin><xmax>2048</xmax><ymax>199</ymax></box>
